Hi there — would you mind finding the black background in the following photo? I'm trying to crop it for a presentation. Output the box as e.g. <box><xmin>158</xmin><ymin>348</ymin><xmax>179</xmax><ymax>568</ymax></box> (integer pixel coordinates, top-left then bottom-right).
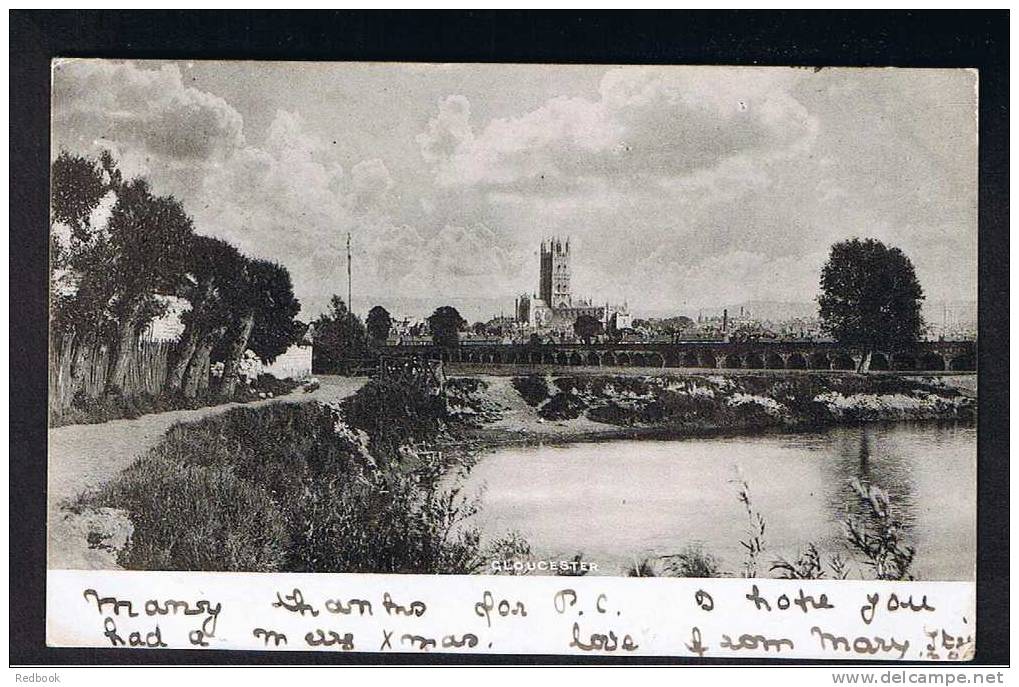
<box><xmin>9</xmin><ymin>10</ymin><xmax>1009</xmax><ymax>666</ymax></box>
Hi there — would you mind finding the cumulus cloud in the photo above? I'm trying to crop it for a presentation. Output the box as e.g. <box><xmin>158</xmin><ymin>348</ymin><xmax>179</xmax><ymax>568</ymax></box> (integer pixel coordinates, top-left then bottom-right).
<box><xmin>52</xmin><ymin>60</ymin><xmax>244</xmax><ymax>179</ymax></box>
<box><xmin>349</xmin><ymin>159</ymin><xmax>394</xmax><ymax>213</ymax></box>
<box><xmin>419</xmin><ymin>67</ymin><xmax>816</xmax><ymax>193</ymax></box>
<box><xmin>417</xmin><ymin>95</ymin><xmax>474</xmax><ymax>165</ymax></box>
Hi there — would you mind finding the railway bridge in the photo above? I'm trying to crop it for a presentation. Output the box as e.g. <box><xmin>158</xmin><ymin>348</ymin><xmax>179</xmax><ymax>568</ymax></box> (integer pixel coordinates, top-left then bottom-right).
<box><xmin>384</xmin><ymin>340</ymin><xmax>976</xmax><ymax>372</ymax></box>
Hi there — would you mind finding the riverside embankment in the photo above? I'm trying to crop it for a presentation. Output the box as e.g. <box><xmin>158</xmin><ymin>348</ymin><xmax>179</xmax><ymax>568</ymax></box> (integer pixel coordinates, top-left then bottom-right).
<box><xmin>446</xmin><ymin>372</ymin><xmax>976</xmax><ymax>448</ymax></box>
<box><xmin>56</xmin><ymin>370</ymin><xmax>975</xmax><ymax>576</ymax></box>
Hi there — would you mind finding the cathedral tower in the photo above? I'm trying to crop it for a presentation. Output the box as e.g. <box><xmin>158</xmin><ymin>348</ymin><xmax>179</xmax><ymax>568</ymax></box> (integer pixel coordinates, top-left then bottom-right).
<box><xmin>539</xmin><ymin>237</ymin><xmax>571</xmax><ymax>309</ymax></box>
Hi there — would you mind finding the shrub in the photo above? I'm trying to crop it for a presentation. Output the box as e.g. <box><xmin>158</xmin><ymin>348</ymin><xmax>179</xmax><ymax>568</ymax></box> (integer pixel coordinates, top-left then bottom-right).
<box><xmin>342</xmin><ymin>377</ymin><xmax>448</xmax><ymax>463</ymax></box>
<box><xmin>284</xmin><ymin>457</ymin><xmax>484</xmax><ymax>574</ymax></box>
<box><xmin>511</xmin><ymin>375</ymin><xmax>551</xmax><ymax>407</ymax></box>
<box><xmin>50</xmin><ymin>374</ymin><xmax>302</xmax><ymax>428</ymax></box>
<box><xmin>735</xmin><ymin>478</ymin><xmax>767</xmax><ymax>578</ymax></box>
<box><xmin>626</xmin><ymin>557</ymin><xmax>661</xmax><ymax>577</ymax></box>
<box><xmin>85</xmin><ymin>399</ymin><xmax>489</xmax><ymax>575</ymax></box>
<box><xmin>843</xmin><ymin>479</ymin><xmax>915</xmax><ymax>581</ymax></box>
<box><xmin>539</xmin><ymin>391</ymin><xmax>588</xmax><ymax>421</ymax></box>
<box><xmin>486</xmin><ymin>531</ymin><xmax>534</xmax><ymax>575</ymax></box>
<box><xmin>662</xmin><ymin>544</ymin><xmax>721</xmax><ymax>578</ymax></box>
<box><xmin>771</xmin><ymin>543</ymin><xmax>826</xmax><ymax>579</ymax></box>
<box><xmin>555</xmin><ymin>553</ymin><xmax>590</xmax><ymax>576</ymax></box>
<box><xmin>445</xmin><ymin>377</ymin><xmax>503</xmax><ymax>426</ymax></box>
<box><xmin>93</xmin><ymin>459</ymin><xmax>288</xmax><ymax>572</ymax></box>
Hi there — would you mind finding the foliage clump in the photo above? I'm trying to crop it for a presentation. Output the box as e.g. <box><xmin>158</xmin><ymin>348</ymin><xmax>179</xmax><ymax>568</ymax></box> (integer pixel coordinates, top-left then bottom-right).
<box><xmin>87</xmin><ymin>390</ymin><xmax>490</xmax><ymax>574</ymax></box>
<box><xmin>818</xmin><ymin>238</ymin><xmax>925</xmax><ymax>369</ymax></box>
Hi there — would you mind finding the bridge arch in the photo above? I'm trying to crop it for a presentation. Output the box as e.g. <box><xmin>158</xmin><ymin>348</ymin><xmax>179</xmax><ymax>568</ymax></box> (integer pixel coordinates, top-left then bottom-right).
<box><xmin>568</xmin><ymin>351</ymin><xmax>584</xmax><ymax>366</ymax></box>
<box><xmin>675</xmin><ymin>352</ymin><xmax>696</xmax><ymax>368</ymax></box>
<box><xmin>809</xmin><ymin>352</ymin><xmax>830</xmax><ymax>370</ymax></box>
<box><xmin>787</xmin><ymin>353</ymin><xmax>808</xmax><ymax>370</ymax></box>
<box><xmin>764</xmin><ymin>352</ymin><xmax>785</xmax><ymax>369</ymax></box>
<box><xmin>744</xmin><ymin>353</ymin><xmax>764</xmax><ymax>369</ymax></box>
<box><xmin>663</xmin><ymin>350</ymin><xmax>683</xmax><ymax>367</ymax></box>
<box><xmin>891</xmin><ymin>353</ymin><xmax>916</xmax><ymax>371</ymax></box>
<box><xmin>698</xmin><ymin>352</ymin><xmax>717</xmax><ymax>369</ymax></box>
<box><xmin>918</xmin><ymin>352</ymin><xmax>946</xmax><ymax>371</ymax></box>
<box><xmin>722</xmin><ymin>354</ymin><xmax>742</xmax><ymax>369</ymax></box>
<box><xmin>869</xmin><ymin>352</ymin><xmax>890</xmax><ymax>371</ymax></box>
<box><xmin>831</xmin><ymin>353</ymin><xmax>855</xmax><ymax>370</ymax></box>
<box><xmin>614</xmin><ymin>351</ymin><xmax>630</xmax><ymax>367</ymax></box>
<box><xmin>949</xmin><ymin>354</ymin><xmax>975</xmax><ymax>371</ymax></box>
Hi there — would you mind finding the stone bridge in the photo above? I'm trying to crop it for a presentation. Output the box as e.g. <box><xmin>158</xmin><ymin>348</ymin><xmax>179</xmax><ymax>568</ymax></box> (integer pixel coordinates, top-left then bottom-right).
<box><xmin>384</xmin><ymin>340</ymin><xmax>976</xmax><ymax>372</ymax></box>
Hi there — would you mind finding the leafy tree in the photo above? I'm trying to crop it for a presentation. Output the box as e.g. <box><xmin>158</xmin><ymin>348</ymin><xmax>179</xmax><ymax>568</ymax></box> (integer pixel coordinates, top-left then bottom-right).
<box><xmin>50</xmin><ymin>150</ymin><xmax>121</xmax><ymax>239</ymax></box>
<box><xmin>574</xmin><ymin>314</ymin><xmax>604</xmax><ymax>344</ymax></box>
<box><xmin>247</xmin><ymin>265</ymin><xmax>302</xmax><ymax>364</ymax></box>
<box><xmin>163</xmin><ymin>236</ymin><xmax>243</xmax><ymax>394</ymax></box>
<box><xmin>49</xmin><ymin>151</ymin><xmax>123</xmax><ymax>343</ymax></box>
<box><xmin>366</xmin><ymin>305</ymin><xmax>393</xmax><ymax>346</ymax></box>
<box><xmin>817</xmin><ymin>238</ymin><xmax>925</xmax><ymax>371</ymax></box>
<box><xmin>102</xmin><ymin>178</ymin><xmax>194</xmax><ymax>392</ymax></box>
<box><xmin>427</xmin><ymin>306</ymin><xmax>466</xmax><ymax>348</ymax></box>
<box><xmin>217</xmin><ymin>259</ymin><xmax>300</xmax><ymax>398</ymax></box>
<box><xmin>311</xmin><ymin>296</ymin><xmax>368</xmax><ymax>374</ymax></box>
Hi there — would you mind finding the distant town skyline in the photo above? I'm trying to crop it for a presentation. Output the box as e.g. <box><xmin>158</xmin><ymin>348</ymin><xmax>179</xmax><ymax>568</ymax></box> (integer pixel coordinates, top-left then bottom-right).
<box><xmin>52</xmin><ymin>61</ymin><xmax>978</xmax><ymax>319</ymax></box>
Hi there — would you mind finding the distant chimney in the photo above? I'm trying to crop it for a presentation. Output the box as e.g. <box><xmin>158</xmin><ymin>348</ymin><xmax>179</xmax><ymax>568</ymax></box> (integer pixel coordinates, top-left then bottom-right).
<box><xmin>723</xmin><ymin>308</ymin><xmax>728</xmax><ymax>333</ymax></box>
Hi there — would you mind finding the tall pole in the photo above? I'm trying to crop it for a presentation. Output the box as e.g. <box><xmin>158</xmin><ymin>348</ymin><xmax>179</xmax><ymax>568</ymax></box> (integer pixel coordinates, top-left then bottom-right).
<box><xmin>347</xmin><ymin>232</ymin><xmax>352</xmax><ymax>315</ymax></box>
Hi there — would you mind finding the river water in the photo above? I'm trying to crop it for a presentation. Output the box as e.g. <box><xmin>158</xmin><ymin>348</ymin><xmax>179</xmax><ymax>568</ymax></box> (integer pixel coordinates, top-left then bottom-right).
<box><xmin>462</xmin><ymin>423</ymin><xmax>976</xmax><ymax>580</ymax></box>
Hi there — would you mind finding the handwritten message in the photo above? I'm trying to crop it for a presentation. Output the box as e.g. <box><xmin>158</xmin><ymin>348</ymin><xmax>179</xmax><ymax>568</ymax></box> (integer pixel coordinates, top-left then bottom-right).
<box><xmin>47</xmin><ymin>570</ymin><xmax>975</xmax><ymax>660</ymax></box>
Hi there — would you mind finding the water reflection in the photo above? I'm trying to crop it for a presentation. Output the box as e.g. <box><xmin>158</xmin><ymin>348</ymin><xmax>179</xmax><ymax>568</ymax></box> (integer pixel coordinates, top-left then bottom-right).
<box><xmin>464</xmin><ymin>423</ymin><xmax>975</xmax><ymax>580</ymax></box>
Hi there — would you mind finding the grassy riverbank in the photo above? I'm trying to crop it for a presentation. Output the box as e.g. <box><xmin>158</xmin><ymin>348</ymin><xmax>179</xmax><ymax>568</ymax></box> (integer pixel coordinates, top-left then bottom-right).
<box><xmin>73</xmin><ymin>371</ymin><xmax>974</xmax><ymax>575</ymax></box>
<box><xmin>75</xmin><ymin>376</ymin><xmax>506</xmax><ymax>573</ymax></box>
<box><xmin>463</xmin><ymin>372</ymin><xmax>975</xmax><ymax>446</ymax></box>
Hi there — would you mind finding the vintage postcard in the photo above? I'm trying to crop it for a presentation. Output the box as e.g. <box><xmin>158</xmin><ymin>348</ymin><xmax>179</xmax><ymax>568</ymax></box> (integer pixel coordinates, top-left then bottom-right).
<box><xmin>46</xmin><ymin>61</ymin><xmax>977</xmax><ymax>659</ymax></box>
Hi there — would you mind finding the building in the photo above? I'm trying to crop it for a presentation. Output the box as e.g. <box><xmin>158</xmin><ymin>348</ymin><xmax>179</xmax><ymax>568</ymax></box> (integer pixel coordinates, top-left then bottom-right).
<box><xmin>141</xmin><ymin>295</ymin><xmax>190</xmax><ymax>343</ymax></box>
<box><xmin>515</xmin><ymin>236</ymin><xmax>630</xmax><ymax>336</ymax></box>
<box><xmin>540</xmin><ymin>236</ymin><xmax>572</xmax><ymax>308</ymax></box>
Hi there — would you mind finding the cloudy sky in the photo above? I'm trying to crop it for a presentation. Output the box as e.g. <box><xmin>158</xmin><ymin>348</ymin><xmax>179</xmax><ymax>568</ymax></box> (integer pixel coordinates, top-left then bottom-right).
<box><xmin>51</xmin><ymin>61</ymin><xmax>977</xmax><ymax>321</ymax></box>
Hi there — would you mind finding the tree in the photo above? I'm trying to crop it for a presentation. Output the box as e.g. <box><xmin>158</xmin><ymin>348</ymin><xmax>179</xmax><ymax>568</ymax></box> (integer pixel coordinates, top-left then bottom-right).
<box><xmin>427</xmin><ymin>306</ymin><xmax>466</xmax><ymax>348</ymax></box>
<box><xmin>102</xmin><ymin>178</ymin><xmax>194</xmax><ymax>392</ymax></box>
<box><xmin>49</xmin><ymin>151</ymin><xmax>123</xmax><ymax>344</ymax></box>
<box><xmin>574</xmin><ymin>314</ymin><xmax>604</xmax><ymax>344</ymax></box>
<box><xmin>165</xmin><ymin>236</ymin><xmax>245</xmax><ymax>395</ymax></box>
<box><xmin>817</xmin><ymin>238</ymin><xmax>925</xmax><ymax>371</ymax></box>
<box><xmin>366</xmin><ymin>305</ymin><xmax>393</xmax><ymax>346</ymax></box>
<box><xmin>217</xmin><ymin>259</ymin><xmax>300</xmax><ymax>398</ymax></box>
<box><xmin>311</xmin><ymin>296</ymin><xmax>368</xmax><ymax>374</ymax></box>
<box><xmin>50</xmin><ymin>150</ymin><xmax>121</xmax><ymax>240</ymax></box>
<box><xmin>247</xmin><ymin>264</ymin><xmax>302</xmax><ymax>364</ymax></box>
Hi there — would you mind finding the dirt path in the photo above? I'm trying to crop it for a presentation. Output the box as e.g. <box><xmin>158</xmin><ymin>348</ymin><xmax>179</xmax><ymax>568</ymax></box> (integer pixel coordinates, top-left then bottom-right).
<box><xmin>50</xmin><ymin>375</ymin><xmax>370</xmax><ymax>503</ymax></box>
<box><xmin>48</xmin><ymin>376</ymin><xmax>368</xmax><ymax>508</ymax></box>
<box><xmin>48</xmin><ymin>376</ymin><xmax>367</xmax><ymax>569</ymax></box>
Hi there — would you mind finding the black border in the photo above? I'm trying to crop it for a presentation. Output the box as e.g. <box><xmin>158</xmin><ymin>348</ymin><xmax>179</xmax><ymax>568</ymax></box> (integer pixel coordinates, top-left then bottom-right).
<box><xmin>10</xmin><ymin>10</ymin><xmax>1009</xmax><ymax>666</ymax></box>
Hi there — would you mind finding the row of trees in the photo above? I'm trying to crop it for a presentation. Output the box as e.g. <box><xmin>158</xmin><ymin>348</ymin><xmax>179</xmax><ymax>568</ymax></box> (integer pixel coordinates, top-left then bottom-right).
<box><xmin>311</xmin><ymin>301</ymin><xmax>469</xmax><ymax>370</ymax></box>
<box><xmin>51</xmin><ymin>151</ymin><xmax>304</xmax><ymax>399</ymax></box>
<box><xmin>309</xmin><ymin>238</ymin><xmax>928</xmax><ymax>376</ymax></box>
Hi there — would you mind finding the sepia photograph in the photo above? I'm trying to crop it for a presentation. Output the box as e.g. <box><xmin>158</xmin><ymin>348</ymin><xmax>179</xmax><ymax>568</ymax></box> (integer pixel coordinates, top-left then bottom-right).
<box><xmin>46</xmin><ymin>60</ymin><xmax>979</xmax><ymax>587</ymax></box>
